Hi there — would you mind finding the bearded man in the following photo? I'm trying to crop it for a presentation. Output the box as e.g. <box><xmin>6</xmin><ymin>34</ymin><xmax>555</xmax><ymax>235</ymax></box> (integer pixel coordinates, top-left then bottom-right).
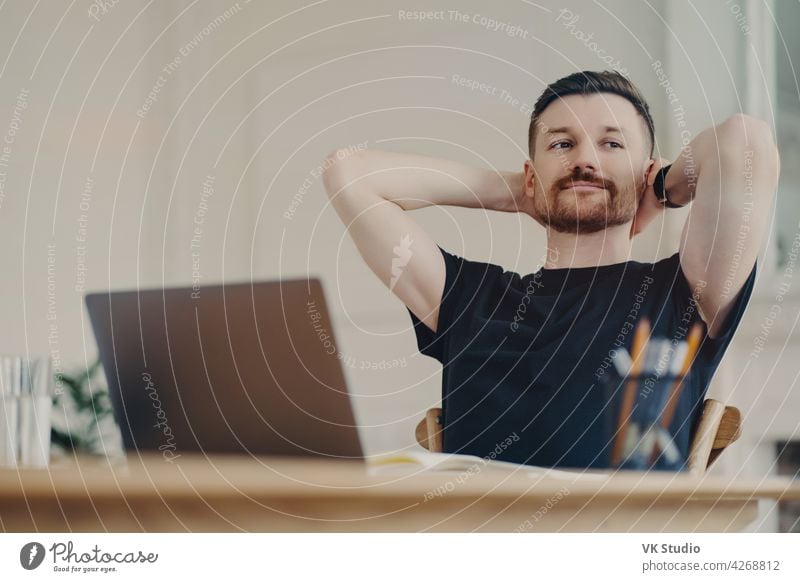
<box><xmin>323</xmin><ymin>70</ymin><xmax>780</xmax><ymax>468</ymax></box>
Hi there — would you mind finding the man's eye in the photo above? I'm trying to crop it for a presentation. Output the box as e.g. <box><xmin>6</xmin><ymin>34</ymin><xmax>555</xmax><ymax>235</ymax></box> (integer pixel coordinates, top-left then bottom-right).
<box><xmin>551</xmin><ymin>141</ymin><xmax>571</xmax><ymax>149</ymax></box>
<box><xmin>606</xmin><ymin>141</ymin><xmax>623</xmax><ymax>148</ymax></box>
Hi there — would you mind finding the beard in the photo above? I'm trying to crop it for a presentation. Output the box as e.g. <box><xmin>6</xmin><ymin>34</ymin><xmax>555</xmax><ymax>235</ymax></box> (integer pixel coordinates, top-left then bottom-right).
<box><xmin>534</xmin><ymin>167</ymin><xmax>645</xmax><ymax>234</ymax></box>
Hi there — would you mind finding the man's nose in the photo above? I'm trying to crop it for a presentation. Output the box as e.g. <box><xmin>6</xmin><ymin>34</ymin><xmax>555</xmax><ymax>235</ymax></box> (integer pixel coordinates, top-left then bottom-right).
<box><xmin>568</xmin><ymin>142</ymin><xmax>601</xmax><ymax>173</ymax></box>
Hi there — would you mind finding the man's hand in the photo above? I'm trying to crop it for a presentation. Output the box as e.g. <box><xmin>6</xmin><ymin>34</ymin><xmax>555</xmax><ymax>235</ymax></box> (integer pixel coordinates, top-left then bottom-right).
<box><xmin>630</xmin><ymin>158</ymin><xmax>670</xmax><ymax>238</ymax></box>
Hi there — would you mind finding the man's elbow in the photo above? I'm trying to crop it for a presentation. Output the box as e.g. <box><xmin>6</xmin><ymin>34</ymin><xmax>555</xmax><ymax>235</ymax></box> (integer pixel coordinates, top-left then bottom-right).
<box><xmin>321</xmin><ymin>150</ymin><xmax>344</xmax><ymax>198</ymax></box>
<box><xmin>321</xmin><ymin>148</ymin><xmax>365</xmax><ymax>198</ymax></box>
<box><xmin>715</xmin><ymin>114</ymin><xmax>780</xmax><ymax>184</ymax></box>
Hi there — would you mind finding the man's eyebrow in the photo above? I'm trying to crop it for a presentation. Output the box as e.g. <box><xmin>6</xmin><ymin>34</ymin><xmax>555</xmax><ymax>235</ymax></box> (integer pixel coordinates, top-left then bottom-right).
<box><xmin>603</xmin><ymin>126</ymin><xmax>628</xmax><ymax>135</ymax></box>
<box><xmin>543</xmin><ymin>126</ymin><xmax>571</xmax><ymax>135</ymax></box>
<box><xmin>543</xmin><ymin>125</ymin><xmax>629</xmax><ymax>136</ymax></box>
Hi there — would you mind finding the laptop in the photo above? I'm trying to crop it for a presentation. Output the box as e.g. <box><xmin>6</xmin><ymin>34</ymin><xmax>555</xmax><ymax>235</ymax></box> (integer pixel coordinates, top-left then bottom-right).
<box><xmin>85</xmin><ymin>278</ymin><xmax>364</xmax><ymax>460</ymax></box>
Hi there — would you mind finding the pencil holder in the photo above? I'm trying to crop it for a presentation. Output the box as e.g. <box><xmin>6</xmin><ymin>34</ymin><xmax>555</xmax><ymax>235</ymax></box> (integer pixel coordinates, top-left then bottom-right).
<box><xmin>598</xmin><ymin>369</ymin><xmax>688</xmax><ymax>471</ymax></box>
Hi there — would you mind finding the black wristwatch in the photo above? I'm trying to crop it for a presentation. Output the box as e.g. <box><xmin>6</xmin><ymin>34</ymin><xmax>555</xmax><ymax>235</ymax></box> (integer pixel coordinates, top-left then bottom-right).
<box><xmin>652</xmin><ymin>164</ymin><xmax>684</xmax><ymax>208</ymax></box>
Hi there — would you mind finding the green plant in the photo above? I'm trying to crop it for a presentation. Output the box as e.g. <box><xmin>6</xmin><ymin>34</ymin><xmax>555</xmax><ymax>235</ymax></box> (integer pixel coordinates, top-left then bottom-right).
<box><xmin>51</xmin><ymin>358</ymin><xmax>115</xmax><ymax>454</ymax></box>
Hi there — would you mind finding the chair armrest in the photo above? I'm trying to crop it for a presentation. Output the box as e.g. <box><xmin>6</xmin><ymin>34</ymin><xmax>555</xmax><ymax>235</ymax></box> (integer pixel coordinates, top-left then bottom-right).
<box><xmin>414</xmin><ymin>407</ymin><xmax>443</xmax><ymax>452</ymax></box>
<box><xmin>688</xmin><ymin>399</ymin><xmax>742</xmax><ymax>474</ymax></box>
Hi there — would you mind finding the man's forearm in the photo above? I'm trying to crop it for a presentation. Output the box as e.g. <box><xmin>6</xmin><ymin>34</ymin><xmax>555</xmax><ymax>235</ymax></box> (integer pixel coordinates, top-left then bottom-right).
<box><xmin>327</xmin><ymin>148</ymin><xmax>523</xmax><ymax>212</ymax></box>
<box><xmin>662</xmin><ymin>126</ymin><xmax>716</xmax><ymax>206</ymax></box>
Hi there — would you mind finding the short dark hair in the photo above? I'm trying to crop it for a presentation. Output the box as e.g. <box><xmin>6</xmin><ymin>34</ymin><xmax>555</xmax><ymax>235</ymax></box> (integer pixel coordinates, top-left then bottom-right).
<box><xmin>528</xmin><ymin>70</ymin><xmax>655</xmax><ymax>159</ymax></box>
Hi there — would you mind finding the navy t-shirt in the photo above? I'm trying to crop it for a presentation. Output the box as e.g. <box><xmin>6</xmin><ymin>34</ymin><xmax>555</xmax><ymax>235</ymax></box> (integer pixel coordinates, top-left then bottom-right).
<box><xmin>407</xmin><ymin>247</ymin><xmax>757</xmax><ymax>469</ymax></box>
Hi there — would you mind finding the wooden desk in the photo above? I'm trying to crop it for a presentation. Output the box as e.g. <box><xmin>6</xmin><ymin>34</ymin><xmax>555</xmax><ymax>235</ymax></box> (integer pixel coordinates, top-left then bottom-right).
<box><xmin>1</xmin><ymin>453</ymin><xmax>798</xmax><ymax>532</ymax></box>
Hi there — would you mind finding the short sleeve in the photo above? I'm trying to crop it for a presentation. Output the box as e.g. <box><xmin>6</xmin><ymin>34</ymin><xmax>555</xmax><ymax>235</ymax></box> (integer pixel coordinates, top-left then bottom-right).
<box><xmin>406</xmin><ymin>245</ymin><xmax>503</xmax><ymax>363</ymax></box>
<box><xmin>703</xmin><ymin>260</ymin><xmax>757</xmax><ymax>347</ymax></box>
<box><xmin>668</xmin><ymin>252</ymin><xmax>757</xmax><ymax>359</ymax></box>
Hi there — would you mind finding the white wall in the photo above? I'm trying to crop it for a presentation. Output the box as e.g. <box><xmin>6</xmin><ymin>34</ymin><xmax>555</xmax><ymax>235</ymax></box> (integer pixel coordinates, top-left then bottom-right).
<box><xmin>0</xmin><ymin>1</ymin><xmax>793</xmax><ymax>497</ymax></box>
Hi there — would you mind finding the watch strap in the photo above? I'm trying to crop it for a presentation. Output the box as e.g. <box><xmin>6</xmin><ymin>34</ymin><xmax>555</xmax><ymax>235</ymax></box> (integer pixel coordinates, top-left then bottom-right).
<box><xmin>653</xmin><ymin>164</ymin><xmax>684</xmax><ymax>208</ymax></box>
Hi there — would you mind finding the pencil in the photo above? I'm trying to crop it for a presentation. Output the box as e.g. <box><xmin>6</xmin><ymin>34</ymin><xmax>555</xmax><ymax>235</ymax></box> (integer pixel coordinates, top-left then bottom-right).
<box><xmin>611</xmin><ymin>317</ymin><xmax>650</xmax><ymax>466</ymax></box>
<box><xmin>659</xmin><ymin>322</ymin><xmax>703</xmax><ymax>430</ymax></box>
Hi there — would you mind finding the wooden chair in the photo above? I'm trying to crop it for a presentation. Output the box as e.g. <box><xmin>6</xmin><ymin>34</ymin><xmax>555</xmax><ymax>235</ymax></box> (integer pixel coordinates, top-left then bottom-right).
<box><xmin>414</xmin><ymin>398</ymin><xmax>742</xmax><ymax>475</ymax></box>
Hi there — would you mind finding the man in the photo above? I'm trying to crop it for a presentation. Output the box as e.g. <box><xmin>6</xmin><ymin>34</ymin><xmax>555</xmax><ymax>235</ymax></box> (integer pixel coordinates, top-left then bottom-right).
<box><xmin>322</xmin><ymin>70</ymin><xmax>780</xmax><ymax>468</ymax></box>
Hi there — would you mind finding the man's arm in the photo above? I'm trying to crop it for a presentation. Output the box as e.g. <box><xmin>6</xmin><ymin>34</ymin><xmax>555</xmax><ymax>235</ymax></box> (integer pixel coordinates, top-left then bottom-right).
<box><xmin>322</xmin><ymin>148</ymin><xmax>528</xmax><ymax>333</ymax></box>
<box><xmin>663</xmin><ymin>114</ymin><xmax>780</xmax><ymax>337</ymax></box>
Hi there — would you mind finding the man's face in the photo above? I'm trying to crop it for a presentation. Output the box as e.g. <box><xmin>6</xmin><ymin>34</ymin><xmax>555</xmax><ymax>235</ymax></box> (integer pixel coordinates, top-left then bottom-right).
<box><xmin>524</xmin><ymin>93</ymin><xmax>652</xmax><ymax>234</ymax></box>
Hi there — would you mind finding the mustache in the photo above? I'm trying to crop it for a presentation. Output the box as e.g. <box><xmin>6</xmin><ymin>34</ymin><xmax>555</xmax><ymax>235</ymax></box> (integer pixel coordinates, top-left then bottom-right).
<box><xmin>555</xmin><ymin>170</ymin><xmax>615</xmax><ymax>192</ymax></box>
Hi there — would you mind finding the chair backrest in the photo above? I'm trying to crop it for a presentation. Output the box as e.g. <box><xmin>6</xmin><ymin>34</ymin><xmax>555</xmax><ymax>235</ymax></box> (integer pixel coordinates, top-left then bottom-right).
<box><xmin>414</xmin><ymin>398</ymin><xmax>742</xmax><ymax>473</ymax></box>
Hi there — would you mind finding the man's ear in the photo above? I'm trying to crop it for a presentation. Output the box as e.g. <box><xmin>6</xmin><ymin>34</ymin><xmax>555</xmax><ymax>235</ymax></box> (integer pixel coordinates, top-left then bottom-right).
<box><xmin>522</xmin><ymin>159</ymin><xmax>545</xmax><ymax>226</ymax></box>
<box><xmin>645</xmin><ymin>158</ymin><xmax>655</xmax><ymax>180</ymax></box>
<box><xmin>638</xmin><ymin>158</ymin><xmax>656</xmax><ymax>202</ymax></box>
<box><xmin>523</xmin><ymin>158</ymin><xmax>537</xmax><ymax>198</ymax></box>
